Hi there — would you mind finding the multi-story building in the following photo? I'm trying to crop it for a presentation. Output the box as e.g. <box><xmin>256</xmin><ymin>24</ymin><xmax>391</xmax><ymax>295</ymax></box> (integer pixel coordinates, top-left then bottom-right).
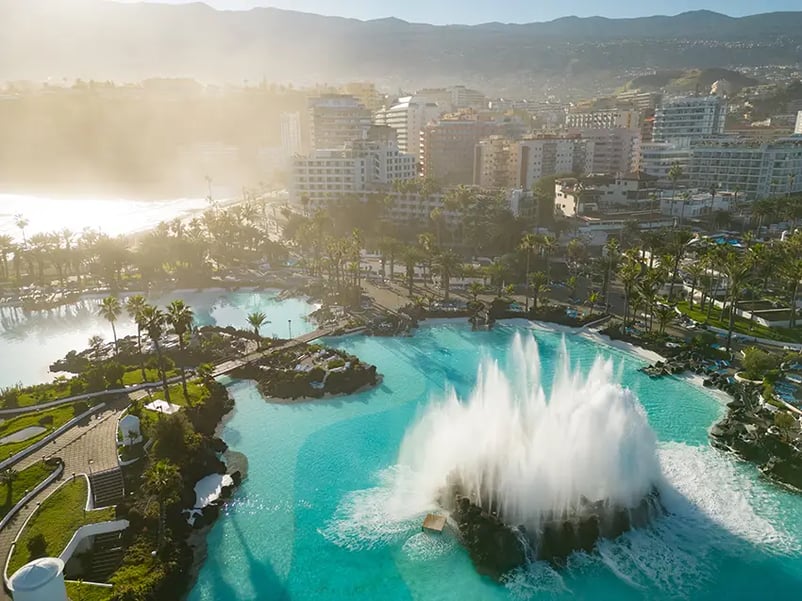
<box><xmin>308</xmin><ymin>94</ymin><xmax>372</xmax><ymax>150</ymax></box>
<box><xmin>566</xmin><ymin>109</ymin><xmax>640</xmax><ymax>130</ymax></box>
<box><xmin>688</xmin><ymin>137</ymin><xmax>802</xmax><ymax>200</ymax></box>
<box><xmin>420</xmin><ymin>113</ymin><xmax>501</xmax><ymax>186</ymax></box>
<box><xmin>473</xmin><ymin>136</ymin><xmax>517</xmax><ymax>189</ymax></box>
<box><xmin>653</xmin><ymin>96</ymin><xmax>727</xmax><ymax>145</ymax></box>
<box><xmin>640</xmin><ymin>142</ymin><xmax>692</xmax><ymax>184</ymax></box>
<box><xmin>291</xmin><ymin>127</ymin><xmax>416</xmax><ymax>207</ymax></box>
<box><xmin>795</xmin><ymin>111</ymin><xmax>802</xmax><ymax>135</ymax></box>
<box><xmin>374</xmin><ymin>96</ymin><xmax>442</xmax><ymax>161</ymax></box>
<box><xmin>615</xmin><ymin>91</ymin><xmax>662</xmax><ymax>113</ymax></box>
<box><xmin>280</xmin><ymin>112</ymin><xmax>303</xmax><ymax>157</ymax></box>
<box><xmin>574</xmin><ymin>128</ymin><xmax>641</xmax><ymax>175</ymax></box>
<box><xmin>342</xmin><ymin>82</ymin><xmax>384</xmax><ymax>112</ymax></box>
<box><xmin>515</xmin><ymin>135</ymin><xmax>593</xmax><ymax>190</ymax></box>
<box><xmin>554</xmin><ymin>172</ymin><xmax>659</xmax><ymax>217</ymax></box>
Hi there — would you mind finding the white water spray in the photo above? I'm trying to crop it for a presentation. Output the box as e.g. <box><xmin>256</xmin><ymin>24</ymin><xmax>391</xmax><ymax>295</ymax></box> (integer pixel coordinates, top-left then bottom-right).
<box><xmin>395</xmin><ymin>332</ymin><xmax>663</xmax><ymax>532</ymax></box>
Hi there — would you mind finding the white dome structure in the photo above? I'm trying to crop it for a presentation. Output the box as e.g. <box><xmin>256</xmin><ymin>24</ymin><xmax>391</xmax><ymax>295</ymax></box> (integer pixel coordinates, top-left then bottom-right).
<box><xmin>118</xmin><ymin>414</ymin><xmax>142</xmax><ymax>446</ymax></box>
<box><xmin>9</xmin><ymin>557</ymin><xmax>68</xmax><ymax>601</ymax></box>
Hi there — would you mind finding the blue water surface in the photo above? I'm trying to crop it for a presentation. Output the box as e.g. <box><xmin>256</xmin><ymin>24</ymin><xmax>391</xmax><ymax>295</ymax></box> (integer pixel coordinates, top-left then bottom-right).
<box><xmin>190</xmin><ymin>321</ymin><xmax>802</xmax><ymax>601</ymax></box>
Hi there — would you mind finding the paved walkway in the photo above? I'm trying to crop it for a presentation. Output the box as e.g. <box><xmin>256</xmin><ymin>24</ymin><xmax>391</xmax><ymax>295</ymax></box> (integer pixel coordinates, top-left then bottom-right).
<box><xmin>0</xmin><ymin>399</ymin><xmax>124</xmax><ymax>596</ymax></box>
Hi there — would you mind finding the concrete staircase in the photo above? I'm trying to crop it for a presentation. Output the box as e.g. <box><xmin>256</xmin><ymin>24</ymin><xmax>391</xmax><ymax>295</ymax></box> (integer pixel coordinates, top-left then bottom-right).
<box><xmin>88</xmin><ymin>531</ymin><xmax>124</xmax><ymax>581</ymax></box>
<box><xmin>89</xmin><ymin>468</ymin><xmax>125</xmax><ymax>508</ymax></box>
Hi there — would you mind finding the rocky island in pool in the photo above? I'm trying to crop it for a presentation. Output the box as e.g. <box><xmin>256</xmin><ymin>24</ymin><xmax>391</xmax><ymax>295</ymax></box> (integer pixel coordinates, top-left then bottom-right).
<box><xmin>232</xmin><ymin>343</ymin><xmax>379</xmax><ymax>401</ymax></box>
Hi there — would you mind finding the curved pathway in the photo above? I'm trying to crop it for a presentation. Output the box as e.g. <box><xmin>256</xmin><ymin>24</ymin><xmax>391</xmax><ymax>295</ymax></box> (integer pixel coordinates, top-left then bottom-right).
<box><xmin>0</xmin><ymin>399</ymin><xmax>124</xmax><ymax>599</ymax></box>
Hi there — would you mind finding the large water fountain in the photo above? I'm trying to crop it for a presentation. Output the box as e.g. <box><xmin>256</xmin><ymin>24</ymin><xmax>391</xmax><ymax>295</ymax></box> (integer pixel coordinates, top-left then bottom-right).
<box><xmin>396</xmin><ymin>333</ymin><xmax>665</xmax><ymax>578</ymax></box>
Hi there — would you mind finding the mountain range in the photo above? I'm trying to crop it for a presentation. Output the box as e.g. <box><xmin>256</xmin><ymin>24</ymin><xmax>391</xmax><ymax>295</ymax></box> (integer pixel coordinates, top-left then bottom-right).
<box><xmin>1</xmin><ymin>1</ymin><xmax>801</xmax><ymax>92</ymax></box>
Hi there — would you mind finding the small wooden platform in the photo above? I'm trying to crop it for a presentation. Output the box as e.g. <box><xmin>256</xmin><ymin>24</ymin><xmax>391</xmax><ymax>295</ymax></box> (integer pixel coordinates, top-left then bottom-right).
<box><xmin>422</xmin><ymin>513</ymin><xmax>446</xmax><ymax>533</ymax></box>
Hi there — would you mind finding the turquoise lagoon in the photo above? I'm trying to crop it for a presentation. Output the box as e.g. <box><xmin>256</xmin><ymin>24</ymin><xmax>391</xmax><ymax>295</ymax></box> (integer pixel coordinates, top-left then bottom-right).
<box><xmin>190</xmin><ymin>321</ymin><xmax>802</xmax><ymax>601</ymax></box>
<box><xmin>0</xmin><ymin>290</ymin><xmax>317</xmax><ymax>388</ymax></box>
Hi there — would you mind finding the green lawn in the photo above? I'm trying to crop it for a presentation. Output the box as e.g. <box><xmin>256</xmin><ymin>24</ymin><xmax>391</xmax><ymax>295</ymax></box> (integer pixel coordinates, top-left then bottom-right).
<box><xmin>0</xmin><ymin>404</ymin><xmax>83</xmax><ymax>461</ymax></box>
<box><xmin>15</xmin><ymin>381</ymin><xmax>79</xmax><ymax>409</ymax></box>
<box><xmin>121</xmin><ymin>368</ymin><xmax>179</xmax><ymax>387</ymax></box>
<box><xmin>65</xmin><ymin>581</ymin><xmax>114</xmax><ymax>601</ymax></box>
<box><xmin>677</xmin><ymin>301</ymin><xmax>802</xmax><ymax>344</ymax></box>
<box><xmin>0</xmin><ymin>462</ymin><xmax>56</xmax><ymax>520</ymax></box>
<box><xmin>144</xmin><ymin>378</ymin><xmax>207</xmax><ymax>408</ymax></box>
<box><xmin>8</xmin><ymin>478</ymin><xmax>116</xmax><ymax>574</ymax></box>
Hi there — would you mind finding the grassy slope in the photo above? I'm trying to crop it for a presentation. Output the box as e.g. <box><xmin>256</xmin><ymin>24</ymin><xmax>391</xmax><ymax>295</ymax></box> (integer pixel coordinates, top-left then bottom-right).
<box><xmin>65</xmin><ymin>581</ymin><xmax>114</xmax><ymax>601</ymax></box>
<box><xmin>0</xmin><ymin>404</ymin><xmax>81</xmax><ymax>459</ymax></box>
<box><xmin>677</xmin><ymin>301</ymin><xmax>802</xmax><ymax>344</ymax></box>
<box><xmin>0</xmin><ymin>462</ymin><xmax>55</xmax><ymax>520</ymax></box>
<box><xmin>8</xmin><ymin>478</ymin><xmax>116</xmax><ymax>574</ymax></box>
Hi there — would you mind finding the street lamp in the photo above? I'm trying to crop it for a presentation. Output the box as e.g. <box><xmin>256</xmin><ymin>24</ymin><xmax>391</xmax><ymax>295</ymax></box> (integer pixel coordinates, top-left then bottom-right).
<box><xmin>288</xmin><ymin>319</ymin><xmax>292</xmax><ymax>339</ymax></box>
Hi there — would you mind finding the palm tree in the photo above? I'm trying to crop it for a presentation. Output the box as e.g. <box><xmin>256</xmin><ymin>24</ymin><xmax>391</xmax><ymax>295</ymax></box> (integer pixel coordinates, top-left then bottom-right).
<box><xmin>88</xmin><ymin>335</ymin><xmax>105</xmax><ymax>365</ymax></box>
<box><xmin>166</xmin><ymin>300</ymin><xmax>194</xmax><ymax>402</ymax></box>
<box><xmin>98</xmin><ymin>296</ymin><xmax>122</xmax><ymax>355</ymax></box>
<box><xmin>141</xmin><ymin>305</ymin><xmax>170</xmax><ymax>403</ymax></box>
<box><xmin>401</xmin><ymin>246</ymin><xmax>422</xmax><ymax>297</ymax></box>
<box><xmin>654</xmin><ymin>302</ymin><xmax>675</xmax><ymax>335</ymax></box>
<box><xmin>0</xmin><ymin>468</ymin><xmax>18</xmax><ymax>505</ymax></box>
<box><xmin>435</xmin><ymin>250</ymin><xmax>462</xmax><ymax>302</ymax></box>
<box><xmin>685</xmin><ymin>262</ymin><xmax>705</xmax><ymax>310</ymax></box>
<box><xmin>467</xmin><ymin>281</ymin><xmax>484</xmax><ymax>302</ymax></box>
<box><xmin>528</xmin><ymin>271</ymin><xmax>549</xmax><ymax>311</ymax></box>
<box><xmin>668</xmin><ymin>162</ymin><xmax>683</xmax><ymax>223</ymax></box>
<box><xmin>13</xmin><ymin>214</ymin><xmax>28</xmax><ymax>246</ymax></box>
<box><xmin>126</xmin><ymin>295</ymin><xmax>149</xmax><ymax>382</ymax></box>
<box><xmin>144</xmin><ymin>460</ymin><xmax>182</xmax><ymax>551</ymax></box>
<box><xmin>518</xmin><ymin>233</ymin><xmax>539</xmax><ymax>311</ymax></box>
<box><xmin>540</xmin><ymin>235</ymin><xmax>557</xmax><ymax>281</ymax></box>
<box><xmin>619</xmin><ymin>258</ymin><xmax>642</xmax><ymax>327</ymax></box>
<box><xmin>247</xmin><ymin>311</ymin><xmax>269</xmax><ymax>349</ymax></box>
<box><xmin>720</xmin><ymin>249</ymin><xmax>754</xmax><ymax>351</ymax></box>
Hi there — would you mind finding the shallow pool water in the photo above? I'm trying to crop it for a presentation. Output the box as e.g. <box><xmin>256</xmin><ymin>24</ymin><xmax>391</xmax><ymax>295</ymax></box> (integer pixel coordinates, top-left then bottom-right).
<box><xmin>189</xmin><ymin>321</ymin><xmax>802</xmax><ymax>601</ymax></box>
<box><xmin>0</xmin><ymin>290</ymin><xmax>317</xmax><ymax>387</ymax></box>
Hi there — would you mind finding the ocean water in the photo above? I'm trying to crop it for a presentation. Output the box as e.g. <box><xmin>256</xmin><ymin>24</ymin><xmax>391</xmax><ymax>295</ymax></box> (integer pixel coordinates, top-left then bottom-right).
<box><xmin>0</xmin><ymin>290</ymin><xmax>317</xmax><ymax>388</ymax></box>
<box><xmin>0</xmin><ymin>193</ymin><xmax>211</xmax><ymax>242</ymax></box>
<box><xmin>189</xmin><ymin>321</ymin><xmax>802</xmax><ymax>601</ymax></box>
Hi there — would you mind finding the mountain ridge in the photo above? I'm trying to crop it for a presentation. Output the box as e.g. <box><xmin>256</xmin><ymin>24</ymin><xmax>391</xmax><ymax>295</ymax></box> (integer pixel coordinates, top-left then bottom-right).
<box><xmin>1</xmin><ymin>1</ymin><xmax>800</xmax><ymax>92</ymax></box>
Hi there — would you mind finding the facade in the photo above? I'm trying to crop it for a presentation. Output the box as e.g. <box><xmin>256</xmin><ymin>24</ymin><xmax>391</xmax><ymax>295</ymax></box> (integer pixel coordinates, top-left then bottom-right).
<box><xmin>515</xmin><ymin>135</ymin><xmax>593</xmax><ymax>190</ymax></box>
<box><xmin>639</xmin><ymin>142</ymin><xmax>692</xmax><ymax>183</ymax></box>
<box><xmin>374</xmin><ymin>96</ymin><xmax>442</xmax><ymax>161</ymax></box>
<box><xmin>574</xmin><ymin>128</ymin><xmax>641</xmax><ymax>175</ymax></box>
<box><xmin>473</xmin><ymin>136</ymin><xmax>517</xmax><ymax>188</ymax></box>
<box><xmin>280</xmin><ymin>111</ymin><xmax>303</xmax><ymax>157</ymax></box>
<box><xmin>291</xmin><ymin>130</ymin><xmax>416</xmax><ymax>207</ymax></box>
<box><xmin>653</xmin><ymin>96</ymin><xmax>727</xmax><ymax>145</ymax></box>
<box><xmin>688</xmin><ymin>137</ymin><xmax>802</xmax><ymax>200</ymax></box>
<box><xmin>659</xmin><ymin>191</ymin><xmax>735</xmax><ymax>219</ymax></box>
<box><xmin>308</xmin><ymin>94</ymin><xmax>372</xmax><ymax>150</ymax></box>
<box><xmin>554</xmin><ymin>172</ymin><xmax>659</xmax><ymax>217</ymax></box>
<box><xmin>796</xmin><ymin>111</ymin><xmax>802</xmax><ymax>135</ymax></box>
<box><xmin>420</xmin><ymin>115</ymin><xmax>500</xmax><ymax>186</ymax></box>
<box><xmin>566</xmin><ymin>109</ymin><xmax>640</xmax><ymax>130</ymax></box>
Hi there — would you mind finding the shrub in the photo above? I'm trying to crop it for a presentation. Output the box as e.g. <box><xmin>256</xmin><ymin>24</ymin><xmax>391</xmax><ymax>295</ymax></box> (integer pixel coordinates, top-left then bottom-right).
<box><xmin>327</xmin><ymin>358</ymin><xmax>346</xmax><ymax>370</ymax></box>
<box><xmin>73</xmin><ymin>401</ymin><xmax>90</xmax><ymax>417</ymax></box>
<box><xmin>84</xmin><ymin>368</ymin><xmax>106</xmax><ymax>393</ymax></box>
<box><xmin>743</xmin><ymin>347</ymin><xmax>782</xmax><ymax>381</ymax></box>
<box><xmin>38</xmin><ymin>415</ymin><xmax>54</xmax><ymax>427</ymax></box>
<box><xmin>69</xmin><ymin>379</ymin><xmax>86</xmax><ymax>396</ymax></box>
<box><xmin>104</xmin><ymin>362</ymin><xmax>126</xmax><ymax>388</ymax></box>
<box><xmin>1</xmin><ymin>387</ymin><xmax>19</xmax><ymax>409</ymax></box>
<box><xmin>26</xmin><ymin>533</ymin><xmax>47</xmax><ymax>561</ymax></box>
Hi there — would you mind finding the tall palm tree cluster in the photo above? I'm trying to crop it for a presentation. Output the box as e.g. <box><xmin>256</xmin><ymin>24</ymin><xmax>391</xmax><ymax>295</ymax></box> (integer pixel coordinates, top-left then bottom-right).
<box><xmin>96</xmin><ymin>294</ymin><xmax>196</xmax><ymax>403</ymax></box>
<box><xmin>0</xmin><ymin>202</ymin><xmax>287</xmax><ymax>290</ymax></box>
<box><xmin>618</xmin><ymin>230</ymin><xmax>802</xmax><ymax>350</ymax></box>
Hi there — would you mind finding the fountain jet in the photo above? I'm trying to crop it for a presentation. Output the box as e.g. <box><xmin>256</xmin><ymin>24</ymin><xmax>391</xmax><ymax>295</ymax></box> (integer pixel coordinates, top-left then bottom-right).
<box><xmin>396</xmin><ymin>333</ymin><xmax>664</xmax><ymax>577</ymax></box>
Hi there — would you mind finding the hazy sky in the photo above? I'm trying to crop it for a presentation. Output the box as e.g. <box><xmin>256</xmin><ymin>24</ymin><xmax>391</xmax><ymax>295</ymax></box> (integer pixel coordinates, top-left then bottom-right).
<box><xmin>113</xmin><ymin>0</ymin><xmax>802</xmax><ymax>24</ymax></box>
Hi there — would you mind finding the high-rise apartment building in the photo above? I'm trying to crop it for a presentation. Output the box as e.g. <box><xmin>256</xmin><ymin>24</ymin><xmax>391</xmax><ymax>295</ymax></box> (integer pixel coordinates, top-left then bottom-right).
<box><xmin>473</xmin><ymin>136</ymin><xmax>517</xmax><ymax>189</ymax></box>
<box><xmin>571</xmin><ymin>128</ymin><xmax>641</xmax><ymax>174</ymax></box>
<box><xmin>420</xmin><ymin>114</ymin><xmax>500</xmax><ymax>186</ymax></box>
<box><xmin>688</xmin><ymin>137</ymin><xmax>802</xmax><ymax>200</ymax></box>
<box><xmin>280</xmin><ymin>112</ymin><xmax>303</xmax><ymax>157</ymax></box>
<box><xmin>374</xmin><ymin>96</ymin><xmax>442</xmax><ymax>161</ymax></box>
<box><xmin>308</xmin><ymin>94</ymin><xmax>372</xmax><ymax>150</ymax></box>
<box><xmin>291</xmin><ymin>126</ymin><xmax>416</xmax><ymax>207</ymax></box>
<box><xmin>515</xmin><ymin>135</ymin><xmax>593</xmax><ymax>190</ymax></box>
<box><xmin>639</xmin><ymin>142</ymin><xmax>691</xmax><ymax>183</ymax></box>
<box><xmin>653</xmin><ymin>96</ymin><xmax>727</xmax><ymax>145</ymax></box>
